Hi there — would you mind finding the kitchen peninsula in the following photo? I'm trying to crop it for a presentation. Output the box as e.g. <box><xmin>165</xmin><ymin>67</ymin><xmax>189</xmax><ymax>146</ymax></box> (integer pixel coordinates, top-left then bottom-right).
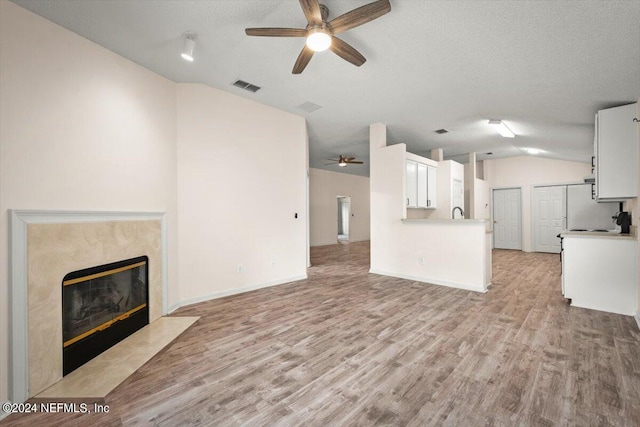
<box><xmin>369</xmin><ymin>124</ymin><xmax>492</xmax><ymax>293</ymax></box>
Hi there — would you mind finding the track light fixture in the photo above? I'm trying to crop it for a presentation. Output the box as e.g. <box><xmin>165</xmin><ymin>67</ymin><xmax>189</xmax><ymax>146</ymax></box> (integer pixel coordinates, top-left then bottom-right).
<box><xmin>181</xmin><ymin>32</ymin><xmax>197</xmax><ymax>62</ymax></box>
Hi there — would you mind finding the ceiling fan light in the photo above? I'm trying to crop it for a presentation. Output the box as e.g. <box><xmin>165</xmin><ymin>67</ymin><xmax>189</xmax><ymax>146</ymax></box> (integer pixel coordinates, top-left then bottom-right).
<box><xmin>338</xmin><ymin>161</ymin><xmax>347</xmax><ymax>167</ymax></box>
<box><xmin>306</xmin><ymin>28</ymin><xmax>332</xmax><ymax>52</ymax></box>
<box><xmin>488</xmin><ymin>120</ymin><xmax>515</xmax><ymax>138</ymax></box>
<box><xmin>181</xmin><ymin>33</ymin><xmax>196</xmax><ymax>61</ymax></box>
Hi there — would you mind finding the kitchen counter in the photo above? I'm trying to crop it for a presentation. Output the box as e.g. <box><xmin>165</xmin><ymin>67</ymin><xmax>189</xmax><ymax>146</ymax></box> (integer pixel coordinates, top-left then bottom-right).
<box><xmin>562</xmin><ymin>233</ymin><xmax>637</xmax><ymax>315</ymax></box>
<box><xmin>402</xmin><ymin>219</ymin><xmax>489</xmax><ymax>224</ymax></box>
<box><xmin>560</xmin><ymin>230</ymin><xmax>636</xmax><ymax>240</ymax></box>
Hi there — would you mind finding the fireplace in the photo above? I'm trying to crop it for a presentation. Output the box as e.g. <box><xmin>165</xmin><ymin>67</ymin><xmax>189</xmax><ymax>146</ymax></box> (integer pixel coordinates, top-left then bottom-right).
<box><xmin>62</xmin><ymin>256</ymin><xmax>149</xmax><ymax>375</ymax></box>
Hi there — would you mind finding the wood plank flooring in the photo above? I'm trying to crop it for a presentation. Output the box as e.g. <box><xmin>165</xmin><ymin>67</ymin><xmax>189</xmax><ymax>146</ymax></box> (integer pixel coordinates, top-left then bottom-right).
<box><xmin>4</xmin><ymin>241</ymin><xmax>640</xmax><ymax>426</ymax></box>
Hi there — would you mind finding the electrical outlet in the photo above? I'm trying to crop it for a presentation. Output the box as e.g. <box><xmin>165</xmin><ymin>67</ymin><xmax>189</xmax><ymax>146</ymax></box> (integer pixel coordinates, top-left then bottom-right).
<box><xmin>237</xmin><ymin>265</ymin><xmax>243</xmax><ymax>273</ymax></box>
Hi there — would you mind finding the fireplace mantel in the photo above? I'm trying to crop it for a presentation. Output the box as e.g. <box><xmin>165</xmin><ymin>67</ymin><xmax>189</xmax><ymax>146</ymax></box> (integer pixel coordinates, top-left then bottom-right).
<box><xmin>9</xmin><ymin>210</ymin><xmax>168</xmax><ymax>403</ymax></box>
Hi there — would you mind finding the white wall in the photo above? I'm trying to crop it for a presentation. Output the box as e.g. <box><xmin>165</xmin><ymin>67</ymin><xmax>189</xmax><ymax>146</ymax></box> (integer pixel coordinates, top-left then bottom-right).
<box><xmin>637</xmin><ymin>99</ymin><xmax>640</xmax><ymax>317</ymax></box>
<box><xmin>484</xmin><ymin>156</ymin><xmax>591</xmax><ymax>252</ymax></box>
<box><xmin>474</xmin><ymin>179</ymin><xmax>491</xmax><ymax>219</ymax></box>
<box><xmin>176</xmin><ymin>84</ymin><xmax>307</xmax><ymax>304</ymax></box>
<box><xmin>309</xmin><ymin>168</ymin><xmax>370</xmax><ymax>246</ymax></box>
<box><xmin>0</xmin><ymin>1</ymin><xmax>178</xmax><ymax>403</ymax></box>
<box><xmin>0</xmin><ymin>2</ymin><xmax>310</xmax><ymax>404</ymax></box>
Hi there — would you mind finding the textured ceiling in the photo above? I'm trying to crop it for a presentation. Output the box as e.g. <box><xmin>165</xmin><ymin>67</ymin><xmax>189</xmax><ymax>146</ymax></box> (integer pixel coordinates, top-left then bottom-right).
<box><xmin>12</xmin><ymin>0</ymin><xmax>640</xmax><ymax>177</ymax></box>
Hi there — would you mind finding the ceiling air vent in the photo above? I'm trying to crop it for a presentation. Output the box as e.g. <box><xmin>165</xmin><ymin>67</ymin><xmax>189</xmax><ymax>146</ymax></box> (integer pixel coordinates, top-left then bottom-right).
<box><xmin>434</xmin><ymin>129</ymin><xmax>449</xmax><ymax>134</ymax></box>
<box><xmin>232</xmin><ymin>79</ymin><xmax>261</xmax><ymax>93</ymax></box>
<box><xmin>296</xmin><ymin>101</ymin><xmax>322</xmax><ymax>113</ymax></box>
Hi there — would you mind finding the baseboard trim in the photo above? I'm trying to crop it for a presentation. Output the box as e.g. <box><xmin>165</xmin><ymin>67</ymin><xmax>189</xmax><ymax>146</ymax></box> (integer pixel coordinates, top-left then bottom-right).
<box><xmin>179</xmin><ymin>274</ymin><xmax>308</xmax><ymax>309</ymax></box>
<box><xmin>635</xmin><ymin>311</ymin><xmax>640</xmax><ymax>331</ymax></box>
<box><xmin>0</xmin><ymin>411</ymin><xmax>9</xmax><ymax>422</ymax></box>
<box><xmin>167</xmin><ymin>303</ymin><xmax>181</xmax><ymax>315</ymax></box>
<box><xmin>368</xmin><ymin>269</ymin><xmax>488</xmax><ymax>294</ymax></box>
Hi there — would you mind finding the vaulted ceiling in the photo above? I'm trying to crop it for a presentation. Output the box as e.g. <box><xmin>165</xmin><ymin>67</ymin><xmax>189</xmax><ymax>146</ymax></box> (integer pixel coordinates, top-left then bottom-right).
<box><xmin>13</xmin><ymin>0</ymin><xmax>640</xmax><ymax>176</ymax></box>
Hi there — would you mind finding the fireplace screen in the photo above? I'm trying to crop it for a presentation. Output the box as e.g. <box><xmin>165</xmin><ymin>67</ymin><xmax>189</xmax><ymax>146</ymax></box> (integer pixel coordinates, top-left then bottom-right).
<box><xmin>62</xmin><ymin>256</ymin><xmax>149</xmax><ymax>374</ymax></box>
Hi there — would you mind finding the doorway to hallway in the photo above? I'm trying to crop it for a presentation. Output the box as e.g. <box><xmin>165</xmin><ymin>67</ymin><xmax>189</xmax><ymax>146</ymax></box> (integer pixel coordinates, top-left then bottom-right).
<box><xmin>337</xmin><ymin>196</ymin><xmax>351</xmax><ymax>242</ymax></box>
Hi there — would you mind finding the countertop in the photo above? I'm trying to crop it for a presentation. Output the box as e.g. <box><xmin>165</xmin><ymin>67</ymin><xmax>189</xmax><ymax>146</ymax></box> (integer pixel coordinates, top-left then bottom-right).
<box><xmin>402</xmin><ymin>218</ymin><xmax>489</xmax><ymax>224</ymax></box>
<box><xmin>560</xmin><ymin>230</ymin><xmax>637</xmax><ymax>240</ymax></box>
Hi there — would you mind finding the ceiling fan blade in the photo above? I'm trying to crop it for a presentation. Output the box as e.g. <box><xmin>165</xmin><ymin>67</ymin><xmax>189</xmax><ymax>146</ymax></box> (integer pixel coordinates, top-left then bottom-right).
<box><xmin>329</xmin><ymin>37</ymin><xmax>366</xmax><ymax>66</ymax></box>
<box><xmin>299</xmin><ymin>0</ymin><xmax>323</xmax><ymax>25</ymax></box>
<box><xmin>346</xmin><ymin>161</ymin><xmax>364</xmax><ymax>164</ymax></box>
<box><xmin>344</xmin><ymin>157</ymin><xmax>355</xmax><ymax>161</ymax></box>
<box><xmin>245</xmin><ymin>28</ymin><xmax>307</xmax><ymax>37</ymax></box>
<box><xmin>293</xmin><ymin>46</ymin><xmax>314</xmax><ymax>74</ymax></box>
<box><xmin>328</xmin><ymin>0</ymin><xmax>391</xmax><ymax>34</ymax></box>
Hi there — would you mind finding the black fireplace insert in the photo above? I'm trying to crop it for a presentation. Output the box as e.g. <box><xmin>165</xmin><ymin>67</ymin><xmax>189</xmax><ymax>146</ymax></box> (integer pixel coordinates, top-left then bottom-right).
<box><xmin>62</xmin><ymin>256</ymin><xmax>149</xmax><ymax>375</ymax></box>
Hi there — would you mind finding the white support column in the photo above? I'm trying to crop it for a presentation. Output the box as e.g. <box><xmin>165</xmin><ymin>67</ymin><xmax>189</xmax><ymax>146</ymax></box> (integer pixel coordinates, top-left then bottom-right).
<box><xmin>431</xmin><ymin>148</ymin><xmax>444</xmax><ymax>162</ymax></box>
<box><xmin>466</xmin><ymin>153</ymin><xmax>477</xmax><ymax>219</ymax></box>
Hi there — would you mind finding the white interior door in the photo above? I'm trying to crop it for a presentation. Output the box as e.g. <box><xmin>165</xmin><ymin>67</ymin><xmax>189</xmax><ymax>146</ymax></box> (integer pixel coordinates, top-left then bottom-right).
<box><xmin>533</xmin><ymin>186</ymin><xmax>566</xmax><ymax>253</ymax></box>
<box><xmin>493</xmin><ymin>188</ymin><xmax>522</xmax><ymax>250</ymax></box>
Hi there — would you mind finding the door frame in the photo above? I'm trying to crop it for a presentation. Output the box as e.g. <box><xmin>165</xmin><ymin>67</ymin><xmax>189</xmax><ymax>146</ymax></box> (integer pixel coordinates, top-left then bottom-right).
<box><xmin>336</xmin><ymin>195</ymin><xmax>351</xmax><ymax>241</ymax></box>
<box><xmin>491</xmin><ymin>186</ymin><xmax>523</xmax><ymax>250</ymax></box>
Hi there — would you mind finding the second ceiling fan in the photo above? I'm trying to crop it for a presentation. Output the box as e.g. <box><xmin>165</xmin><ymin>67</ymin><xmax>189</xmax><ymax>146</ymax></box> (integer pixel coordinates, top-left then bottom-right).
<box><xmin>245</xmin><ymin>0</ymin><xmax>391</xmax><ymax>74</ymax></box>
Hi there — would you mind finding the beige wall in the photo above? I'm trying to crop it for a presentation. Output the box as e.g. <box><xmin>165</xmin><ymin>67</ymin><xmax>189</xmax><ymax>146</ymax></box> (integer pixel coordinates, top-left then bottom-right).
<box><xmin>0</xmin><ymin>2</ymin><xmax>177</xmax><ymax>403</ymax></box>
<box><xmin>309</xmin><ymin>168</ymin><xmax>370</xmax><ymax>247</ymax></box>
<box><xmin>0</xmin><ymin>2</ymin><xmax>310</xmax><ymax>403</ymax></box>
<box><xmin>176</xmin><ymin>84</ymin><xmax>308</xmax><ymax>304</ymax></box>
<box><xmin>484</xmin><ymin>156</ymin><xmax>591</xmax><ymax>252</ymax></box>
<box><xmin>474</xmin><ymin>178</ymin><xmax>491</xmax><ymax>219</ymax></box>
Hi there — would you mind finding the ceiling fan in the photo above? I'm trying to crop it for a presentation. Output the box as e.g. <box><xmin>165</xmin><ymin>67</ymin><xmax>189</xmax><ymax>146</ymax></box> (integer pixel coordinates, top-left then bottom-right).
<box><xmin>325</xmin><ymin>155</ymin><xmax>364</xmax><ymax>167</ymax></box>
<box><xmin>245</xmin><ymin>0</ymin><xmax>391</xmax><ymax>74</ymax></box>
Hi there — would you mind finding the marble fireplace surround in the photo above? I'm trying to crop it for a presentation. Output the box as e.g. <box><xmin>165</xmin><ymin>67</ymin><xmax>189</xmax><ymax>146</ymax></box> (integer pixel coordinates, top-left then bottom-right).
<box><xmin>9</xmin><ymin>210</ymin><xmax>168</xmax><ymax>403</ymax></box>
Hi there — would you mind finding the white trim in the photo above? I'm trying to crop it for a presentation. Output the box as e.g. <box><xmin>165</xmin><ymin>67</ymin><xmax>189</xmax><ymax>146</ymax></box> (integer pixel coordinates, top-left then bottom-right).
<box><xmin>8</xmin><ymin>210</ymin><xmax>167</xmax><ymax>404</ymax></box>
<box><xmin>635</xmin><ymin>311</ymin><xmax>640</xmax><ymax>331</ymax></box>
<box><xmin>179</xmin><ymin>274</ymin><xmax>308</xmax><ymax>308</ymax></box>
<box><xmin>0</xmin><ymin>410</ymin><xmax>9</xmax><ymax>422</ymax></box>
<box><xmin>368</xmin><ymin>269</ymin><xmax>489</xmax><ymax>294</ymax></box>
<box><xmin>167</xmin><ymin>303</ymin><xmax>181</xmax><ymax>315</ymax></box>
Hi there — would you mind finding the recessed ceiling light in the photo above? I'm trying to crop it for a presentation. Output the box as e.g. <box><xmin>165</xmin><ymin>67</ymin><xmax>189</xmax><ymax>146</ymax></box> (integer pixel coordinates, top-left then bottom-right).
<box><xmin>181</xmin><ymin>32</ymin><xmax>197</xmax><ymax>62</ymax></box>
<box><xmin>526</xmin><ymin>148</ymin><xmax>541</xmax><ymax>155</ymax></box>
<box><xmin>488</xmin><ymin>120</ymin><xmax>515</xmax><ymax>138</ymax></box>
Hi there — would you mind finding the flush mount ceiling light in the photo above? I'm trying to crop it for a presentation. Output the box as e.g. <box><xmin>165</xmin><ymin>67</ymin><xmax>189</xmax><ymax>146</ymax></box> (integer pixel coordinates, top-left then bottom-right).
<box><xmin>488</xmin><ymin>120</ymin><xmax>515</xmax><ymax>138</ymax></box>
<box><xmin>181</xmin><ymin>32</ymin><xmax>197</xmax><ymax>62</ymax></box>
<box><xmin>305</xmin><ymin>27</ymin><xmax>332</xmax><ymax>52</ymax></box>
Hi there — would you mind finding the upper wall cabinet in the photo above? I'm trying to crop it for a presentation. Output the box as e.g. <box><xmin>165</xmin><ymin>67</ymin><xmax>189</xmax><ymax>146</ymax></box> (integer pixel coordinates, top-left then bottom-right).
<box><xmin>595</xmin><ymin>103</ymin><xmax>638</xmax><ymax>201</ymax></box>
<box><xmin>406</xmin><ymin>159</ymin><xmax>437</xmax><ymax>209</ymax></box>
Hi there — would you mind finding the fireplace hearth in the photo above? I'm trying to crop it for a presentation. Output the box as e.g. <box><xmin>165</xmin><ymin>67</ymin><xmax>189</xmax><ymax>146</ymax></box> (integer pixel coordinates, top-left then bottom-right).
<box><xmin>62</xmin><ymin>256</ymin><xmax>149</xmax><ymax>375</ymax></box>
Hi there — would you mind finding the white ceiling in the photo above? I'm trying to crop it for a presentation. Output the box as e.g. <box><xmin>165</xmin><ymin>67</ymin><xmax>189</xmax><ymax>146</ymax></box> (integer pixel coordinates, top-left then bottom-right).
<box><xmin>12</xmin><ymin>0</ymin><xmax>640</xmax><ymax>177</ymax></box>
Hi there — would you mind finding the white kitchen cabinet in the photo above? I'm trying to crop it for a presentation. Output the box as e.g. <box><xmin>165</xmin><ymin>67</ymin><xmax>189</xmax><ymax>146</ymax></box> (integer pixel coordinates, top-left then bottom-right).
<box><xmin>594</xmin><ymin>103</ymin><xmax>638</xmax><ymax>200</ymax></box>
<box><xmin>562</xmin><ymin>233</ymin><xmax>637</xmax><ymax>315</ymax></box>
<box><xmin>427</xmin><ymin>164</ymin><xmax>437</xmax><ymax>209</ymax></box>
<box><xmin>406</xmin><ymin>160</ymin><xmax>418</xmax><ymax>208</ymax></box>
<box><xmin>406</xmin><ymin>159</ymin><xmax>436</xmax><ymax>209</ymax></box>
<box><xmin>417</xmin><ymin>163</ymin><xmax>428</xmax><ymax>208</ymax></box>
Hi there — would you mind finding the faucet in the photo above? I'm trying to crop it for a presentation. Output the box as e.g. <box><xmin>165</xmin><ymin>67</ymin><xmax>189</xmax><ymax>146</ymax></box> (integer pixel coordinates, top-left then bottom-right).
<box><xmin>452</xmin><ymin>206</ymin><xmax>464</xmax><ymax>219</ymax></box>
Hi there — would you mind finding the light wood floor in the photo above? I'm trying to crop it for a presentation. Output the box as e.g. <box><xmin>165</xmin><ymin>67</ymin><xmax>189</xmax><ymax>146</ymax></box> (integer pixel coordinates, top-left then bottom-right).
<box><xmin>5</xmin><ymin>242</ymin><xmax>640</xmax><ymax>426</ymax></box>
